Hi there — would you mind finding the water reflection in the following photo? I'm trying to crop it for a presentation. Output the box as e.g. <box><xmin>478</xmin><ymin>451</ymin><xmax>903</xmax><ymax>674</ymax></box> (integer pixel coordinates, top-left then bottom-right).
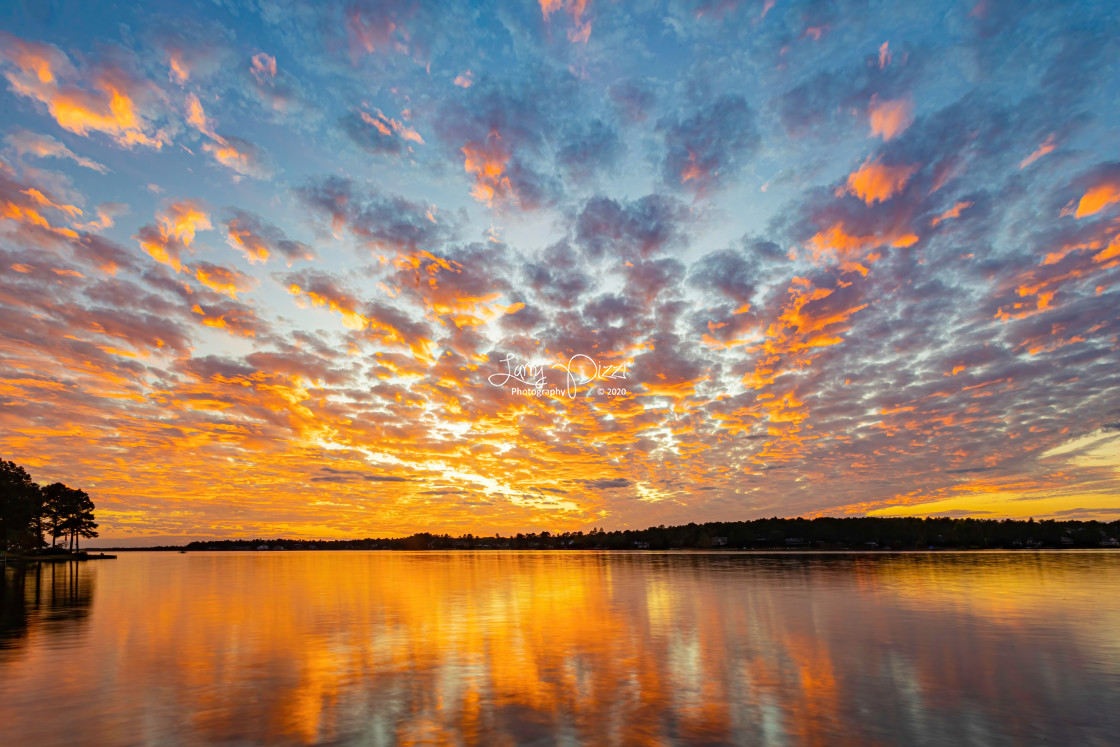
<box><xmin>1</xmin><ymin>551</ymin><xmax>1119</xmax><ymax>746</ymax></box>
<box><xmin>1</xmin><ymin>561</ymin><xmax>95</xmax><ymax>661</ymax></box>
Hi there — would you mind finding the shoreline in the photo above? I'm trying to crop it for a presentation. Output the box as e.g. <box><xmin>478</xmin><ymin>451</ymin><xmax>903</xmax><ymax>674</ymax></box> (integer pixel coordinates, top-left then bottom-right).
<box><xmin>1</xmin><ymin>551</ymin><xmax>116</xmax><ymax>563</ymax></box>
<box><xmin>87</xmin><ymin>546</ymin><xmax>1117</xmax><ymax>554</ymax></box>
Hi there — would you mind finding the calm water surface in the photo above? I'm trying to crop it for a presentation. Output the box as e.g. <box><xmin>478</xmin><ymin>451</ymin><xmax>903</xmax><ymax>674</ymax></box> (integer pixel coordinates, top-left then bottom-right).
<box><xmin>2</xmin><ymin>551</ymin><xmax>1119</xmax><ymax>746</ymax></box>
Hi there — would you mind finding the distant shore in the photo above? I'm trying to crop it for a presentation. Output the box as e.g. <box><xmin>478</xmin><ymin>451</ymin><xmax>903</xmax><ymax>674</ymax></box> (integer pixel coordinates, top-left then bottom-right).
<box><xmin>95</xmin><ymin>546</ymin><xmax>1119</xmax><ymax>554</ymax></box>
<box><xmin>87</xmin><ymin>516</ymin><xmax>1120</xmax><ymax>553</ymax></box>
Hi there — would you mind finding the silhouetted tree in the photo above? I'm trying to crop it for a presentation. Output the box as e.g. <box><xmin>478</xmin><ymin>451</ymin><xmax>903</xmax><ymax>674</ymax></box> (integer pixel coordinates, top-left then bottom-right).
<box><xmin>0</xmin><ymin>459</ymin><xmax>43</xmax><ymax>552</ymax></box>
<box><xmin>41</xmin><ymin>482</ymin><xmax>70</xmax><ymax>548</ymax></box>
<box><xmin>57</xmin><ymin>489</ymin><xmax>97</xmax><ymax>551</ymax></box>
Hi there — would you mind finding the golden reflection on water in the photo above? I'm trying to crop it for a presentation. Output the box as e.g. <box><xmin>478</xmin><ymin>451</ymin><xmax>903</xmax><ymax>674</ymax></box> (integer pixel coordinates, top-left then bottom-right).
<box><xmin>2</xmin><ymin>551</ymin><xmax>1120</xmax><ymax>746</ymax></box>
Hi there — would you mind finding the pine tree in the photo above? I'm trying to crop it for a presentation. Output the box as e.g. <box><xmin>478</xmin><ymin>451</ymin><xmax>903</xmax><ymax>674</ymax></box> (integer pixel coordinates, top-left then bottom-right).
<box><xmin>0</xmin><ymin>459</ymin><xmax>43</xmax><ymax>552</ymax></box>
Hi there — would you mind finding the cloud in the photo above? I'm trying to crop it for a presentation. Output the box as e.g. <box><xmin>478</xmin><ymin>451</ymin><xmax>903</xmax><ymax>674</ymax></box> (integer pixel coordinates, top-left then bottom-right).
<box><xmin>4</xmin><ymin>129</ymin><xmax>109</xmax><ymax>172</ymax></box>
<box><xmin>609</xmin><ymin>79</ymin><xmax>656</xmax><ymax>123</ymax></box>
<box><xmin>0</xmin><ymin>32</ymin><xmax>169</xmax><ymax>149</ymax></box>
<box><xmin>148</xmin><ymin>19</ymin><xmax>236</xmax><ymax>83</ymax></box>
<box><xmin>297</xmin><ymin>176</ymin><xmax>455</xmax><ymax>254</ymax></box>
<box><xmin>1068</xmin><ymin>163</ymin><xmax>1120</xmax><ymax>219</ymax></box>
<box><xmin>772</xmin><ymin>49</ymin><xmax>921</xmax><ymax>140</ymax></box>
<box><xmin>1040</xmin><ymin>507</ymin><xmax>1120</xmax><ymax>519</ymax></box>
<box><xmin>575</xmin><ymin>194</ymin><xmax>690</xmax><ymax>259</ymax></box>
<box><xmin>185</xmin><ymin>92</ymin><xmax>218</xmax><ymax>139</ymax></box>
<box><xmin>539</xmin><ymin>0</ymin><xmax>594</xmax><ymax>43</ymax></box>
<box><xmin>578</xmin><ymin>478</ymin><xmax>632</xmax><ymax>489</ymax></box>
<box><xmin>461</xmin><ymin>134</ymin><xmax>515</xmax><ymax>205</ymax></box>
<box><xmin>659</xmin><ymin>95</ymin><xmax>758</xmax><ymax>192</ymax></box>
<box><xmin>285</xmin><ymin>271</ymin><xmax>369</xmax><ymax>331</ymax></box>
<box><xmin>191</xmin><ymin>261</ymin><xmax>258</xmax><ymax>299</ymax></box>
<box><xmin>134</xmin><ymin>201</ymin><xmax>212</xmax><ymax>272</ymax></box>
<box><xmin>224</xmin><ymin>209</ymin><xmax>315</xmax><ymax>265</ymax></box>
<box><xmin>340</xmin><ymin>108</ymin><xmax>423</xmax><ymax>157</ymax></box>
<box><xmin>310</xmin><ymin>467</ymin><xmax>412</xmax><ymax>483</ymax></box>
<box><xmin>284</xmin><ymin>268</ymin><xmax>435</xmax><ymax>358</ymax></box>
<box><xmin>841</xmin><ymin>156</ymin><xmax>919</xmax><ymax>205</ymax></box>
<box><xmin>0</xmin><ymin>161</ymin><xmax>87</xmax><ymax>243</ymax></box>
<box><xmin>5</xmin><ymin>0</ymin><xmax>1120</xmax><ymax>541</ymax></box>
<box><xmin>201</xmin><ymin>136</ymin><xmax>273</xmax><ymax>180</ymax></box>
<box><xmin>183</xmin><ymin>93</ymin><xmax>273</xmax><ymax>179</ymax></box>
<box><xmin>246</xmin><ymin>52</ymin><xmax>309</xmax><ymax>118</ymax></box>
<box><xmin>523</xmin><ymin>242</ymin><xmax>594</xmax><ymax>307</ymax></box>
<box><xmin>1020</xmin><ymin>133</ymin><xmax>1057</xmax><ymax>170</ymax></box>
<box><xmin>556</xmin><ymin>119</ymin><xmax>623</xmax><ymax>182</ymax></box>
<box><xmin>342</xmin><ymin>0</ymin><xmax>418</xmax><ymax>59</ymax></box>
<box><xmin>688</xmin><ymin>244</ymin><xmax>768</xmax><ymax>310</ymax></box>
<box><xmin>431</xmin><ymin>69</ymin><xmax>575</xmax><ymax>209</ymax></box>
<box><xmin>868</xmin><ymin>96</ymin><xmax>913</xmax><ymax>141</ymax></box>
<box><xmin>188</xmin><ymin>297</ymin><xmax>263</xmax><ymax>337</ymax></box>
<box><xmin>250</xmin><ymin>53</ymin><xmax>276</xmax><ymax>83</ymax></box>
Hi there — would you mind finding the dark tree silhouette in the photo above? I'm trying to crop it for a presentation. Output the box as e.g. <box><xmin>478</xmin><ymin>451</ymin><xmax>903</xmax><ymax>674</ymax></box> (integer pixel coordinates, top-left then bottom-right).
<box><xmin>0</xmin><ymin>459</ymin><xmax>43</xmax><ymax>552</ymax></box>
<box><xmin>41</xmin><ymin>482</ymin><xmax>69</xmax><ymax>548</ymax></box>
<box><xmin>57</xmin><ymin>488</ymin><xmax>97</xmax><ymax>551</ymax></box>
<box><xmin>1</xmin><ymin>461</ymin><xmax>98</xmax><ymax>555</ymax></box>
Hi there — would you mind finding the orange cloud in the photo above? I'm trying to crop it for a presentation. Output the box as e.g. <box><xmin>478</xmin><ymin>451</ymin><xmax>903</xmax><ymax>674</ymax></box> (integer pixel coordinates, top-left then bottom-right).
<box><xmin>182</xmin><ymin>94</ymin><xmax>271</xmax><ymax>180</ymax></box>
<box><xmin>1019</xmin><ymin>133</ymin><xmax>1056</xmax><ymax>170</ymax></box>
<box><xmin>0</xmin><ymin>33</ymin><xmax>169</xmax><ymax>149</ymax></box>
<box><xmin>163</xmin><ymin>202</ymin><xmax>210</xmax><ymax>245</ymax></box>
<box><xmin>878</xmin><ymin>41</ymin><xmax>891</xmax><ymax>69</ymax></box>
<box><xmin>289</xmin><ymin>283</ymin><xmax>368</xmax><ymax>331</ymax></box>
<box><xmin>250</xmin><ymin>53</ymin><xmax>276</xmax><ymax>83</ymax></box>
<box><xmin>360</xmin><ymin>109</ymin><xmax>424</xmax><ymax>145</ymax></box>
<box><xmin>288</xmin><ymin>282</ymin><xmax>435</xmax><ymax>361</ymax></box>
<box><xmin>841</xmin><ymin>156</ymin><xmax>918</xmax><ymax>205</ymax></box>
<box><xmin>0</xmin><ymin>165</ymin><xmax>85</xmax><ymax>240</ymax></box>
<box><xmin>22</xmin><ymin>186</ymin><xmax>82</xmax><ymax>217</ymax></box>
<box><xmin>1073</xmin><ymin>179</ymin><xmax>1120</xmax><ymax>219</ymax></box>
<box><xmin>453</xmin><ymin>71</ymin><xmax>473</xmax><ymax>88</ymax></box>
<box><xmin>868</xmin><ymin>95</ymin><xmax>913</xmax><ymax>141</ymax></box>
<box><xmin>185</xmin><ymin>93</ymin><xmax>218</xmax><ymax>139</ymax></box>
<box><xmin>348</xmin><ymin>12</ymin><xmax>396</xmax><ymax>56</ymax></box>
<box><xmin>805</xmin><ymin>221</ymin><xmax>918</xmax><ymax>265</ymax></box>
<box><xmin>994</xmin><ymin>220</ymin><xmax>1120</xmax><ymax>321</ymax></box>
<box><xmin>540</xmin><ymin>0</ymin><xmax>592</xmax><ymax>43</ymax></box>
<box><xmin>222</xmin><ymin>212</ymin><xmax>315</xmax><ymax>266</ymax></box>
<box><xmin>73</xmin><ymin>202</ymin><xmax>127</xmax><ymax>233</ymax></box>
<box><xmin>193</xmin><ymin>263</ymin><xmax>256</xmax><ymax>299</ymax></box>
<box><xmin>201</xmin><ymin>138</ymin><xmax>271</xmax><ymax>179</ymax></box>
<box><xmin>226</xmin><ymin>222</ymin><xmax>271</xmax><ymax>262</ymax></box>
<box><xmin>679</xmin><ymin>150</ymin><xmax>706</xmax><ymax>185</ymax></box>
<box><xmin>134</xmin><ymin>201</ymin><xmax>211</xmax><ymax>271</ymax></box>
<box><xmin>462</xmin><ymin>133</ymin><xmax>513</xmax><ymax>205</ymax></box>
<box><xmin>167</xmin><ymin>52</ymin><xmax>190</xmax><ymax>83</ymax></box>
<box><xmin>189</xmin><ymin>302</ymin><xmax>259</xmax><ymax>337</ymax></box>
<box><xmin>930</xmin><ymin>200</ymin><xmax>973</xmax><ymax>227</ymax></box>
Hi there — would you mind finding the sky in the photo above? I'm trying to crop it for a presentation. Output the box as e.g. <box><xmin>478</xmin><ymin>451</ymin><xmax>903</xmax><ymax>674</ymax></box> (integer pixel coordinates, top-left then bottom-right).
<box><xmin>1</xmin><ymin>0</ymin><xmax>1119</xmax><ymax>543</ymax></box>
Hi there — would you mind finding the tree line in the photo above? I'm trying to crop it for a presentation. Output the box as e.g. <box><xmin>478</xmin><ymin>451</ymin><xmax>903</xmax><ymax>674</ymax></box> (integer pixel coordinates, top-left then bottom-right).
<box><xmin>0</xmin><ymin>458</ymin><xmax>98</xmax><ymax>554</ymax></box>
<box><xmin>132</xmin><ymin>515</ymin><xmax>1120</xmax><ymax>552</ymax></box>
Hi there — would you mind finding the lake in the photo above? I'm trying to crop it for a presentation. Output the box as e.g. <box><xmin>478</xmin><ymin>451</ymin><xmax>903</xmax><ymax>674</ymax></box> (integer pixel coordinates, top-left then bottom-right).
<box><xmin>2</xmin><ymin>551</ymin><xmax>1119</xmax><ymax>746</ymax></box>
